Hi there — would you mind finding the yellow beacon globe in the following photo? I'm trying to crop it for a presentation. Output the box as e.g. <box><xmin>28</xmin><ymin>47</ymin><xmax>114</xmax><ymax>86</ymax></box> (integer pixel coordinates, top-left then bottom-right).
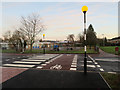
<box><xmin>82</xmin><ymin>6</ymin><xmax>88</xmax><ymax>12</ymax></box>
<box><xmin>43</xmin><ymin>34</ymin><xmax>45</xmax><ymax>36</ymax></box>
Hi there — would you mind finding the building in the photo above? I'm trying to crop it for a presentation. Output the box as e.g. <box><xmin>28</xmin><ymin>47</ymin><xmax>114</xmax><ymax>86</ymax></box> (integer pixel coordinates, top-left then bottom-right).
<box><xmin>30</xmin><ymin>40</ymin><xmax>69</xmax><ymax>49</ymax></box>
<box><xmin>108</xmin><ymin>36</ymin><xmax>120</xmax><ymax>45</ymax></box>
<box><xmin>0</xmin><ymin>42</ymin><xmax>9</xmax><ymax>49</ymax></box>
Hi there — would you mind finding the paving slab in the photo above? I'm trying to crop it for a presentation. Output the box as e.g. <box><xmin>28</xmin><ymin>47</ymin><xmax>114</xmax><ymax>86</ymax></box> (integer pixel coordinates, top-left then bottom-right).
<box><xmin>2</xmin><ymin>69</ymin><xmax>110</xmax><ymax>89</ymax></box>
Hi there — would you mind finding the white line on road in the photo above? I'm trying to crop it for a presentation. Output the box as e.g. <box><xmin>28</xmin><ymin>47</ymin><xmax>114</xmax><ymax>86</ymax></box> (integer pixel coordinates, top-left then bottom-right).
<box><xmin>22</xmin><ymin>59</ymin><xmax>46</xmax><ymax>62</ymax></box>
<box><xmin>81</xmin><ymin>65</ymin><xmax>96</xmax><ymax>68</ymax></box>
<box><xmin>70</xmin><ymin>68</ymin><xmax>76</xmax><ymax>70</ymax></box>
<box><xmin>3</xmin><ymin>64</ymin><xmax>35</xmax><ymax>68</ymax></box>
<box><xmin>95</xmin><ymin>59</ymin><xmax>119</xmax><ymax>62</ymax></box>
<box><xmin>107</xmin><ymin>72</ymin><xmax>117</xmax><ymax>74</ymax></box>
<box><xmin>88</xmin><ymin>55</ymin><xmax>95</xmax><ymax>62</ymax></box>
<box><xmin>70</xmin><ymin>55</ymin><xmax>77</xmax><ymax>70</ymax></box>
<box><xmin>100</xmin><ymin>68</ymin><xmax>104</xmax><ymax>71</ymax></box>
<box><xmin>97</xmin><ymin>65</ymin><xmax>101</xmax><ymax>67</ymax></box>
<box><xmin>80</xmin><ymin>61</ymin><xmax>92</xmax><ymax>63</ymax></box>
<box><xmin>94</xmin><ymin>62</ymin><xmax>98</xmax><ymax>64</ymax></box>
<box><xmin>37</xmin><ymin>66</ymin><xmax>43</xmax><ymax>69</ymax></box>
<box><xmin>71</xmin><ymin>65</ymin><xmax>77</xmax><ymax>68</ymax></box>
<box><xmin>41</xmin><ymin>64</ymin><xmax>47</xmax><ymax>66</ymax></box>
<box><xmin>45</xmin><ymin>62</ymin><xmax>50</xmax><ymax>64</ymax></box>
<box><xmin>13</xmin><ymin>61</ymin><xmax>41</xmax><ymax>64</ymax></box>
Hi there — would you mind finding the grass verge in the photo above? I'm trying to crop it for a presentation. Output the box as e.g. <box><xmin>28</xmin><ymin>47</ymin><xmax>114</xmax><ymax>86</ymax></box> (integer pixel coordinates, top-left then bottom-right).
<box><xmin>2</xmin><ymin>48</ymin><xmax>97</xmax><ymax>54</ymax></box>
<box><xmin>101</xmin><ymin>72</ymin><xmax>120</xmax><ymax>89</ymax></box>
<box><xmin>100</xmin><ymin>46</ymin><xmax>120</xmax><ymax>55</ymax></box>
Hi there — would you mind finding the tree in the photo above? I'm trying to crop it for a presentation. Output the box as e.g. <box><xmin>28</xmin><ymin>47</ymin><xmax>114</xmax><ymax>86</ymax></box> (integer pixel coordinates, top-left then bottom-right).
<box><xmin>86</xmin><ymin>24</ymin><xmax>97</xmax><ymax>49</ymax></box>
<box><xmin>3</xmin><ymin>30</ymin><xmax>12</xmax><ymax>43</ymax></box>
<box><xmin>19</xmin><ymin>13</ymin><xmax>45</xmax><ymax>51</ymax></box>
<box><xmin>77</xmin><ymin>33</ymin><xmax>84</xmax><ymax>46</ymax></box>
<box><xmin>3</xmin><ymin>30</ymin><xmax>27</xmax><ymax>52</ymax></box>
<box><xmin>104</xmin><ymin>37</ymin><xmax>107</xmax><ymax>46</ymax></box>
<box><xmin>67</xmin><ymin>34</ymin><xmax>75</xmax><ymax>48</ymax></box>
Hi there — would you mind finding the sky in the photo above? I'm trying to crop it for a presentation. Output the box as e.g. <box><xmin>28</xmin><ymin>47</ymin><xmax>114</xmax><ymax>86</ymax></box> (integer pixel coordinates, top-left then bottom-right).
<box><xmin>1</xmin><ymin>2</ymin><xmax>118</xmax><ymax>41</ymax></box>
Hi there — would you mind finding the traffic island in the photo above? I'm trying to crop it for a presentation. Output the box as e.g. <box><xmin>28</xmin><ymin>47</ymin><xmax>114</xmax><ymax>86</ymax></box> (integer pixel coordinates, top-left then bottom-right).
<box><xmin>2</xmin><ymin>69</ymin><xmax>110</xmax><ymax>89</ymax></box>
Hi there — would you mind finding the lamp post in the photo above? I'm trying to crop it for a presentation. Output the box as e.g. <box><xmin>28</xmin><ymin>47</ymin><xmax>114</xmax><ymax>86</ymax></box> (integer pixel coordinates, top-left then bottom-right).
<box><xmin>43</xmin><ymin>34</ymin><xmax>45</xmax><ymax>54</ymax></box>
<box><xmin>82</xmin><ymin>6</ymin><xmax>88</xmax><ymax>74</ymax></box>
<box><xmin>102</xmin><ymin>34</ymin><xmax>104</xmax><ymax>46</ymax></box>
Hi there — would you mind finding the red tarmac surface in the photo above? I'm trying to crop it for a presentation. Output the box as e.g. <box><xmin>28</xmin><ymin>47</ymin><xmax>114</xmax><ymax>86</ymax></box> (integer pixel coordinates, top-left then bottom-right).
<box><xmin>42</xmin><ymin>54</ymin><xmax>75</xmax><ymax>70</ymax></box>
<box><xmin>0</xmin><ymin>67</ymin><xmax>28</xmax><ymax>83</ymax></box>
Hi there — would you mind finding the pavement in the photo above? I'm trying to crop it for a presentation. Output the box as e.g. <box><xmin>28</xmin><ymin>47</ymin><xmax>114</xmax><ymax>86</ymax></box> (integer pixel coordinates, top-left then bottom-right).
<box><xmin>2</xmin><ymin>69</ymin><xmax>110</xmax><ymax>89</ymax></box>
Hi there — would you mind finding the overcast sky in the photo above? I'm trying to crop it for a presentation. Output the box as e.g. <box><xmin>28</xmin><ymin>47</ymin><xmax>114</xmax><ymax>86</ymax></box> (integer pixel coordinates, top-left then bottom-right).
<box><xmin>1</xmin><ymin>2</ymin><xmax>118</xmax><ymax>40</ymax></box>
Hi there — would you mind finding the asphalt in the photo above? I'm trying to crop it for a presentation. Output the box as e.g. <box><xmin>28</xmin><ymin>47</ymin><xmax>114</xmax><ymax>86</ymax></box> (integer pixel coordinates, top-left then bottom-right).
<box><xmin>2</xmin><ymin>69</ymin><xmax>110</xmax><ymax>89</ymax></box>
<box><xmin>89</xmin><ymin>49</ymin><xmax>120</xmax><ymax>73</ymax></box>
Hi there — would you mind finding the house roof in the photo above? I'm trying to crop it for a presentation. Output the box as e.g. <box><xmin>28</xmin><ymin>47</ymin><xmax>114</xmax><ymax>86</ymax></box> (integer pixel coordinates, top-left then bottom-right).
<box><xmin>111</xmin><ymin>36</ymin><xmax>120</xmax><ymax>40</ymax></box>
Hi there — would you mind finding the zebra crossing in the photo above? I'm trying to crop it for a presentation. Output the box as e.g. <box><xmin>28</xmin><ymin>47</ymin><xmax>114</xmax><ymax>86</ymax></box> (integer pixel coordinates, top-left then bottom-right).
<box><xmin>3</xmin><ymin>54</ymin><xmax>59</xmax><ymax>68</ymax></box>
<box><xmin>77</xmin><ymin>55</ymin><xmax>97</xmax><ymax>72</ymax></box>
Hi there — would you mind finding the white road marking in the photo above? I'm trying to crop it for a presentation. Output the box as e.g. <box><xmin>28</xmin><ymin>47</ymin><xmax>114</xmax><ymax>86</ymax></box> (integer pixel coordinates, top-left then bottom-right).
<box><xmin>97</xmin><ymin>65</ymin><xmax>101</xmax><ymax>67</ymax></box>
<box><xmin>49</xmin><ymin>54</ymin><xmax>63</xmax><ymax>62</ymax></box>
<box><xmin>50</xmin><ymin>64</ymin><xmax>62</xmax><ymax>70</ymax></box>
<box><xmin>88</xmin><ymin>55</ymin><xmax>95</xmax><ymax>62</ymax></box>
<box><xmin>71</xmin><ymin>65</ymin><xmax>77</xmax><ymax>67</ymax></box>
<box><xmin>95</xmin><ymin>59</ymin><xmax>119</xmax><ymax>62</ymax></box>
<box><xmin>70</xmin><ymin>68</ymin><xmax>76</xmax><ymax>70</ymax></box>
<box><xmin>81</xmin><ymin>65</ymin><xmax>96</xmax><ymax>68</ymax></box>
<box><xmin>107</xmin><ymin>72</ymin><xmax>116</xmax><ymax>74</ymax></box>
<box><xmin>45</xmin><ymin>62</ymin><xmax>50</xmax><ymax>64</ymax></box>
<box><xmin>94</xmin><ymin>62</ymin><xmax>98</xmax><ymax>64</ymax></box>
<box><xmin>41</xmin><ymin>64</ymin><xmax>47</xmax><ymax>66</ymax></box>
<box><xmin>3</xmin><ymin>64</ymin><xmax>35</xmax><ymax>68</ymax></box>
<box><xmin>13</xmin><ymin>61</ymin><xmax>41</xmax><ymax>64</ymax></box>
<box><xmin>22</xmin><ymin>59</ymin><xmax>46</xmax><ymax>62</ymax></box>
<box><xmin>72</xmin><ymin>61</ymin><xmax>77</xmax><ymax>63</ymax></box>
<box><xmin>70</xmin><ymin>55</ymin><xmax>77</xmax><ymax>70</ymax></box>
<box><xmin>100</xmin><ymin>68</ymin><xmax>104</xmax><ymax>71</ymax></box>
<box><xmin>80</xmin><ymin>61</ymin><xmax>92</xmax><ymax>63</ymax></box>
<box><xmin>37</xmin><ymin>66</ymin><xmax>43</xmax><ymax>69</ymax></box>
<box><xmin>67</xmin><ymin>54</ymin><xmax>71</xmax><ymax>56</ymax></box>
<box><xmin>72</xmin><ymin>62</ymin><xmax>77</xmax><ymax>65</ymax></box>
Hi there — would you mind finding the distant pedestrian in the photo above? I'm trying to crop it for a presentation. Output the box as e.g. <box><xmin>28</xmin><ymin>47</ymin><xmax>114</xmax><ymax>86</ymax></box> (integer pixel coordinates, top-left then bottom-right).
<box><xmin>115</xmin><ymin>46</ymin><xmax>119</xmax><ymax>55</ymax></box>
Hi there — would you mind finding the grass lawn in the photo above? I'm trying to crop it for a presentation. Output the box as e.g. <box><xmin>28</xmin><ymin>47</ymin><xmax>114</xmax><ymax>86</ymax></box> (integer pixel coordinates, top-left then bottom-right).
<box><xmin>101</xmin><ymin>72</ymin><xmax>120</xmax><ymax>89</ymax></box>
<box><xmin>2</xmin><ymin>49</ymin><xmax>18</xmax><ymax>53</ymax></box>
<box><xmin>100</xmin><ymin>46</ymin><xmax>120</xmax><ymax>55</ymax></box>
<box><xmin>2</xmin><ymin>48</ymin><xmax>97</xmax><ymax>54</ymax></box>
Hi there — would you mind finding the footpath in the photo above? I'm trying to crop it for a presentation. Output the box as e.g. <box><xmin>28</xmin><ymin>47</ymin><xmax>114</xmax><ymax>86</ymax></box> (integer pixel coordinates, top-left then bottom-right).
<box><xmin>90</xmin><ymin>48</ymin><xmax>119</xmax><ymax>58</ymax></box>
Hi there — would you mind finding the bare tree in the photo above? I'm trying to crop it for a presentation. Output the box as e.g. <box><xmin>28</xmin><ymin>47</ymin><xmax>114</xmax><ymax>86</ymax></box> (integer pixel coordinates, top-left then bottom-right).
<box><xmin>3</xmin><ymin>30</ymin><xmax>12</xmax><ymax>43</ymax></box>
<box><xmin>67</xmin><ymin>34</ymin><xmax>75</xmax><ymax>49</ymax></box>
<box><xmin>3</xmin><ymin>30</ymin><xmax>27</xmax><ymax>52</ymax></box>
<box><xmin>19</xmin><ymin>13</ymin><xmax>45</xmax><ymax>51</ymax></box>
<box><xmin>77</xmin><ymin>33</ymin><xmax>84</xmax><ymax>46</ymax></box>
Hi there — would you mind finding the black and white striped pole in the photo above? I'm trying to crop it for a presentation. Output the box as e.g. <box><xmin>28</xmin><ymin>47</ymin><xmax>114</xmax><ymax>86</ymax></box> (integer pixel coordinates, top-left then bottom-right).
<box><xmin>43</xmin><ymin>34</ymin><xmax>45</xmax><ymax>54</ymax></box>
<box><xmin>82</xmin><ymin>6</ymin><xmax>88</xmax><ymax>74</ymax></box>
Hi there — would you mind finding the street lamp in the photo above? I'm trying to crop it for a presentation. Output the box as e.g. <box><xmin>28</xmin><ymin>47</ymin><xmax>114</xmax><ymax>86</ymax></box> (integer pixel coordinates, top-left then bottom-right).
<box><xmin>102</xmin><ymin>34</ymin><xmax>104</xmax><ymax>46</ymax></box>
<box><xmin>43</xmin><ymin>34</ymin><xmax>45</xmax><ymax>54</ymax></box>
<box><xmin>82</xmin><ymin>6</ymin><xmax>88</xmax><ymax>74</ymax></box>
